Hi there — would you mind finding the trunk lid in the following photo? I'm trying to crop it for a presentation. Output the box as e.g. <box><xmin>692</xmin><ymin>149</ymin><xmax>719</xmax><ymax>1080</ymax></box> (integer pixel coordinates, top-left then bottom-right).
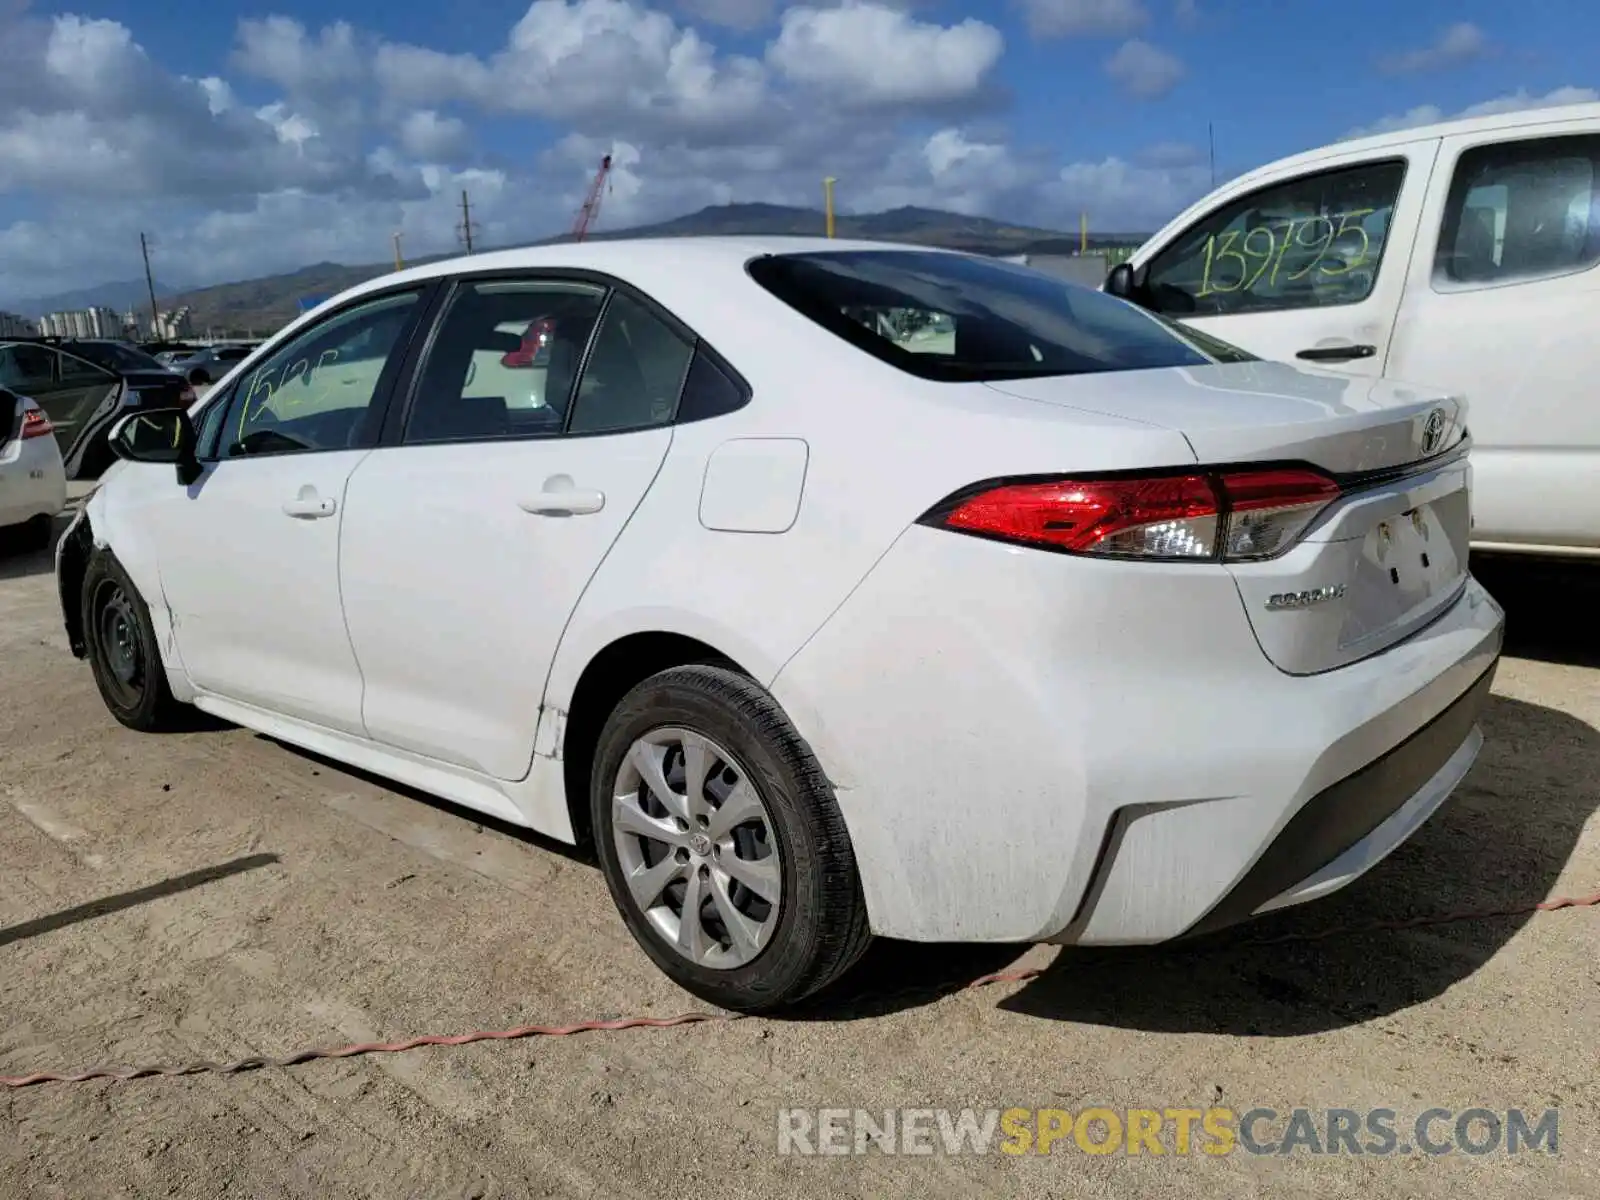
<box><xmin>985</xmin><ymin>361</ymin><xmax>1474</xmax><ymax>675</ymax></box>
<box><xmin>983</xmin><ymin>360</ymin><xmax>1466</xmax><ymax>475</ymax></box>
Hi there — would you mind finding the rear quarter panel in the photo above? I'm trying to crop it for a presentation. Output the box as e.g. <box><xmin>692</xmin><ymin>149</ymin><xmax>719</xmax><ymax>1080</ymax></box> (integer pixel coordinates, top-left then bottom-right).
<box><xmin>543</xmin><ymin>264</ymin><xmax>1197</xmax><ymax>780</ymax></box>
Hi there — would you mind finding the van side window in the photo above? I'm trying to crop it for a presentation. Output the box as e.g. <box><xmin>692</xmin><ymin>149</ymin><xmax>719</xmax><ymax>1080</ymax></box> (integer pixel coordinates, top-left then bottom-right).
<box><xmin>1435</xmin><ymin>135</ymin><xmax>1600</xmax><ymax>286</ymax></box>
<box><xmin>1142</xmin><ymin>160</ymin><xmax>1407</xmax><ymax>317</ymax></box>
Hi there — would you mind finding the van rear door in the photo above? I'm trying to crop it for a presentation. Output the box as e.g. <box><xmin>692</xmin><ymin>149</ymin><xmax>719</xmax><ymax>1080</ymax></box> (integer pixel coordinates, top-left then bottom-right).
<box><xmin>1386</xmin><ymin>116</ymin><xmax>1600</xmax><ymax>552</ymax></box>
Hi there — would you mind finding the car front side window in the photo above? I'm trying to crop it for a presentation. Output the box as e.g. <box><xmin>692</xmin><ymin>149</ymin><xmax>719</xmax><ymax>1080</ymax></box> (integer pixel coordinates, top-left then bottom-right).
<box><xmin>1142</xmin><ymin>159</ymin><xmax>1408</xmax><ymax>317</ymax></box>
<box><xmin>222</xmin><ymin>290</ymin><xmax>423</xmax><ymax>459</ymax></box>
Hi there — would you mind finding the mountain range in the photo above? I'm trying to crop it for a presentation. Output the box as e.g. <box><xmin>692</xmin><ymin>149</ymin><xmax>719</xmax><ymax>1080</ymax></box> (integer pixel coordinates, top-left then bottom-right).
<box><xmin>6</xmin><ymin>277</ymin><xmax>187</xmax><ymax>320</ymax></box>
<box><xmin>6</xmin><ymin>204</ymin><xmax>1149</xmax><ymax>339</ymax></box>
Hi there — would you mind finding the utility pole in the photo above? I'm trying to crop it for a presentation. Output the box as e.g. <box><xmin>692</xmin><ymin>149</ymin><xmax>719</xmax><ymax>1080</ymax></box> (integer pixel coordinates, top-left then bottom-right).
<box><xmin>457</xmin><ymin>190</ymin><xmax>477</xmax><ymax>253</ymax></box>
<box><xmin>139</xmin><ymin>232</ymin><xmax>159</xmax><ymax>337</ymax></box>
<box><xmin>393</xmin><ymin>231</ymin><xmax>405</xmax><ymax>271</ymax></box>
<box><xmin>823</xmin><ymin>177</ymin><xmax>837</xmax><ymax>239</ymax></box>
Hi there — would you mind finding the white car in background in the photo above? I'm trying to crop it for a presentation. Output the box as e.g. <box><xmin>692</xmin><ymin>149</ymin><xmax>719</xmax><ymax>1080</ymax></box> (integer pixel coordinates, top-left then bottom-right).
<box><xmin>56</xmin><ymin>238</ymin><xmax>1503</xmax><ymax>1012</ymax></box>
<box><xmin>1106</xmin><ymin>101</ymin><xmax>1600</xmax><ymax>558</ymax></box>
<box><xmin>1</xmin><ymin>387</ymin><xmax>67</xmax><ymax>552</ymax></box>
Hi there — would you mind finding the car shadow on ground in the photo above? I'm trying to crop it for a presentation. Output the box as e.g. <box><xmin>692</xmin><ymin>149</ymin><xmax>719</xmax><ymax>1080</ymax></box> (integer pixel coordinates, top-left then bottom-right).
<box><xmin>797</xmin><ymin>556</ymin><xmax>1600</xmax><ymax>1029</ymax></box>
<box><xmin>1471</xmin><ymin>552</ymin><xmax>1600</xmax><ymax>668</ymax></box>
<box><xmin>260</xmin><ymin>739</ymin><xmax>598</xmax><ymax>868</ymax></box>
<box><xmin>0</xmin><ymin>506</ymin><xmax>80</xmax><ymax>582</ymax></box>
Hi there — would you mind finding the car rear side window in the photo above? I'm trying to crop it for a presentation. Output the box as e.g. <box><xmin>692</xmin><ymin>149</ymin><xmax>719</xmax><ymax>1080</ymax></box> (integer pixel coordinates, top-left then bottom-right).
<box><xmin>0</xmin><ymin>344</ymin><xmax>56</xmax><ymax>391</ymax></box>
<box><xmin>58</xmin><ymin>351</ymin><xmax>116</xmax><ymax>387</ymax></box>
<box><xmin>746</xmin><ymin>250</ymin><xmax>1254</xmax><ymax>382</ymax></box>
<box><xmin>566</xmin><ymin>292</ymin><xmax>694</xmax><ymax>436</ymax></box>
<box><xmin>1436</xmin><ymin>134</ymin><xmax>1600</xmax><ymax>287</ymax></box>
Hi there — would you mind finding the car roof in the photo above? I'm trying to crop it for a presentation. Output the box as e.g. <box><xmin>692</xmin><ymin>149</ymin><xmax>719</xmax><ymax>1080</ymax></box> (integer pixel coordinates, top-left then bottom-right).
<box><xmin>332</xmin><ymin>235</ymin><xmax>961</xmax><ymax>309</ymax></box>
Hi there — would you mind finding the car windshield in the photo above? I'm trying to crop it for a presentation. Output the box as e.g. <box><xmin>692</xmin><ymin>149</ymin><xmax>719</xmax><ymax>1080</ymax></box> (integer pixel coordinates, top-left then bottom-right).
<box><xmin>66</xmin><ymin>340</ymin><xmax>166</xmax><ymax>373</ymax></box>
<box><xmin>746</xmin><ymin>249</ymin><xmax>1258</xmax><ymax>381</ymax></box>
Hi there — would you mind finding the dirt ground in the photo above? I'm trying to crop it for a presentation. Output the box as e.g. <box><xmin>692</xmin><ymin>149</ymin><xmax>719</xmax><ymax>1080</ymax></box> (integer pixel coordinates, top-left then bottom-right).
<box><xmin>1</xmin><ymin>500</ymin><xmax>1596</xmax><ymax>1199</ymax></box>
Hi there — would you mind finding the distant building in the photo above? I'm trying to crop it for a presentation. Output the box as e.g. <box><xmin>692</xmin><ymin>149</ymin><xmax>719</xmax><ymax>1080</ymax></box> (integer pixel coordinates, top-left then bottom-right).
<box><xmin>152</xmin><ymin>306</ymin><xmax>194</xmax><ymax>340</ymax></box>
<box><xmin>38</xmin><ymin>306</ymin><xmax>124</xmax><ymax>338</ymax></box>
<box><xmin>0</xmin><ymin>311</ymin><xmax>38</xmax><ymax>337</ymax></box>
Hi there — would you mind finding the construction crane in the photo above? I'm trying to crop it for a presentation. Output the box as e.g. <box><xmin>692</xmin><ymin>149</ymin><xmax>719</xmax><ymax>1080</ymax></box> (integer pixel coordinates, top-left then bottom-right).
<box><xmin>572</xmin><ymin>154</ymin><xmax>613</xmax><ymax>243</ymax></box>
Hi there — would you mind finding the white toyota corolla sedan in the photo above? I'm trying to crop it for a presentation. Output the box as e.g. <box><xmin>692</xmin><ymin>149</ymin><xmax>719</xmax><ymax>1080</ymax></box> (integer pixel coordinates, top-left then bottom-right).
<box><xmin>55</xmin><ymin>238</ymin><xmax>1504</xmax><ymax>1012</ymax></box>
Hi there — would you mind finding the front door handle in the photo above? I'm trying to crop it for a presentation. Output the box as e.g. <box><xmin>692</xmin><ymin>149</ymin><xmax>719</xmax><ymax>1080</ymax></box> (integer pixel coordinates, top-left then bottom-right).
<box><xmin>519</xmin><ymin>488</ymin><xmax>606</xmax><ymax>516</ymax></box>
<box><xmin>1295</xmin><ymin>343</ymin><xmax>1377</xmax><ymax>363</ymax></box>
<box><xmin>283</xmin><ymin>492</ymin><xmax>336</xmax><ymax>519</ymax></box>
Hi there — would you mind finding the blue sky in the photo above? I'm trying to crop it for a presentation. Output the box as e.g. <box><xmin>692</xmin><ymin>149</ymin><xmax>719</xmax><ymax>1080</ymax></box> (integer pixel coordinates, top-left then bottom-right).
<box><xmin>1</xmin><ymin>0</ymin><xmax>1596</xmax><ymax>301</ymax></box>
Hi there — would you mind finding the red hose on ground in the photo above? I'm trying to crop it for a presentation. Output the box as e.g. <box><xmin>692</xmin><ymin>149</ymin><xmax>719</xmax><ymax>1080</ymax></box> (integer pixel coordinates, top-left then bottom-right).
<box><xmin>3</xmin><ymin>886</ymin><xmax>1596</xmax><ymax>1088</ymax></box>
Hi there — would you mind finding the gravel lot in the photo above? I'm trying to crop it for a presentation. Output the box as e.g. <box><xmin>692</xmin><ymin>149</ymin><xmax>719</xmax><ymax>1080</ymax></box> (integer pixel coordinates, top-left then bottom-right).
<box><xmin>1</xmin><ymin>500</ymin><xmax>1596</xmax><ymax>1199</ymax></box>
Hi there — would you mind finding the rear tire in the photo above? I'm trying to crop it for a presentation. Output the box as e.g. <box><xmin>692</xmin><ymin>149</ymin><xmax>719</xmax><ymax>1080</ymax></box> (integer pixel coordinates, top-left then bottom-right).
<box><xmin>591</xmin><ymin>665</ymin><xmax>871</xmax><ymax>1013</ymax></box>
<box><xmin>80</xmin><ymin>551</ymin><xmax>186</xmax><ymax>732</ymax></box>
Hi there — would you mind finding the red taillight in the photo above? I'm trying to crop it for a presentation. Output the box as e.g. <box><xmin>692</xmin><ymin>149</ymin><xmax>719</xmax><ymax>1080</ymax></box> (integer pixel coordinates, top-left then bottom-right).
<box><xmin>20</xmin><ymin>409</ymin><xmax>53</xmax><ymax>439</ymax></box>
<box><xmin>1214</xmin><ymin>468</ymin><xmax>1341</xmax><ymax>559</ymax></box>
<box><xmin>930</xmin><ymin>467</ymin><xmax>1341</xmax><ymax>562</ymax></box>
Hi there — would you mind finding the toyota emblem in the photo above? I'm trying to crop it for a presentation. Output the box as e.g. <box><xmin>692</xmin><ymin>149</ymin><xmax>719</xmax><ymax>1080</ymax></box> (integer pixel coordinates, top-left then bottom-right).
<box><xmin>1422</xmin><ymin>409</ymin><xmax>1446</xmax><ymax>455</ymax></box>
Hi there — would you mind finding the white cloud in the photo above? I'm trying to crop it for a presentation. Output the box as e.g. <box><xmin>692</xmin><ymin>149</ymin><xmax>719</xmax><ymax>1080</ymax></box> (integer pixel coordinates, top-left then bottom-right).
<box><xmin>1345</xmin><ymin>86</ymin><xmax>1599</xmax><ymax>139</ymax></box>
<box><xmin>1045</xmin><ymin>156</ymin><xmax>1210</xmax><ymax>233</ymax></box>
<box><xmin>0</xmin><ymin>8</ymin><xmax>417</xmax><ymax>207</ymax></box>
<box><xmin>372</xmin><ymin>0</ymin><xmax>772</xmax><ymax>140</ymax></box>
<box><xmin>768</xmin><ymin>3</ymin><xmax>1004</xmax><ymax>107</ymax></box>
<box><xmin>1105</xmin><ymin>39</ymin><xmax>1184</xmax><ymax>99</ymax></box>
<box><xmin>397</xmin><ymin>110</ymin><xmax>473</xmax><ymax>161</ymax></box>
<box><xmin>1377</xmin><ymin>22</ymin><xmax>1489</xmax><ymax>75</ymax></box>
<box><xmin>1015</xmin><ymin>0</ymin><xmax>1147</xmax><ymax>39</ymax></box>
<box><xmin>0</xmin><ymin>0</ymin><xmax>1223</xmax><ymax>302</ymax></box>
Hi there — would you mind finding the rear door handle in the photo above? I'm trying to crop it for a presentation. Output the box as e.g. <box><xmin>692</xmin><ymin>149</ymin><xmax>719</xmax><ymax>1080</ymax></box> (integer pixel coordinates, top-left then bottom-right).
<box><xmin>1295</xmin><ymin>343</ymin><xmax>1377</xmax><ymax>363</ymax></box>
<box><xmin>283</xmin><ymin>494</ymin><xmax>336</xmax><ymax>519</ymax></box>
<box><xmin>519</xmin><ymin>488</ymin><xmax>606</xmax><ymax>516</ymax></box>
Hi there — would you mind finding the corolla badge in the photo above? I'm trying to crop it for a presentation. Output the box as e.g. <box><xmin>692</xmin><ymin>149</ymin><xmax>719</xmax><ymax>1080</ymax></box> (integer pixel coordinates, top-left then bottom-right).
<box><xmin>1265</xmin><ymin>584</ymin><xmax>1347</xmax><ymax>611</ymax></box>
<box><xmin>1422</xmin><ymin>408</ymin><xmax>1447</xmax><ymax>455</ymax></box>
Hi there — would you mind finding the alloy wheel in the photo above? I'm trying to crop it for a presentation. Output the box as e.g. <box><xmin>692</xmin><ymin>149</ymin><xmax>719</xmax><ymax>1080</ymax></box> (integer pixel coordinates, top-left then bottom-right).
<box><xmin>611</xmin><ymin>727</ymin><xmax>783</xmax><ymax>969</ymax></box>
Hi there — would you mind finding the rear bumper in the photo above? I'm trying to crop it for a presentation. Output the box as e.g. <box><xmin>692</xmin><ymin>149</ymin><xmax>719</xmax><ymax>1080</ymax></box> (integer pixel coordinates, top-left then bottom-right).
<box><xmin>0</xmin><ymin>435</ymin><xmax>68</xmax><ymax>528</ymax></box>
<box><xmin>771</xmin><ymin>524</ymin><xmax>1505</xmax><ymax>945</ymax></box>
<box><xmin>1179</xmin><ymin>660</ymin><xmax>1494</xmax><ymax>938</ymax></box>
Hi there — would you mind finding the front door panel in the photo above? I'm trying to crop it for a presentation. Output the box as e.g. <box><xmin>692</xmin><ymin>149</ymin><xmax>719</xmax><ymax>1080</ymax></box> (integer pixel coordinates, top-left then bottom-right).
<box><xmin>1133</xmin><ymin>142</ymin><xmax>1442</xmax><ymax>380</ymax></box>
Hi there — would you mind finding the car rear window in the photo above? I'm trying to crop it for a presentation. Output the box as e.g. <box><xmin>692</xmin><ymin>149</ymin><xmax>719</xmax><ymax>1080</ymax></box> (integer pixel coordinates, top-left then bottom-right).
<box><xmin>745</xmin><ymin>249</ymin><xmax>1257</xmax><ymax>382</ymax></box>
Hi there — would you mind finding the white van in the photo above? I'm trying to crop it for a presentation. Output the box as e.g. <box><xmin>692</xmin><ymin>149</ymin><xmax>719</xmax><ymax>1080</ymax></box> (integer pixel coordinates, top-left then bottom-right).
<box><xmin>1105</xmin><ymin>102</ymin><xmax>1600</xmax><ymax>559</ymax></box>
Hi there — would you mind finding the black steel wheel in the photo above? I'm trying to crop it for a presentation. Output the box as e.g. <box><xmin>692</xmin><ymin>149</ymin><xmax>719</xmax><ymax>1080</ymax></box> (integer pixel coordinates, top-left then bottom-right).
<box><xmin>80</xmin><ymin>551</ymin><xmax>185</xmax><ymax>731</ymax></box>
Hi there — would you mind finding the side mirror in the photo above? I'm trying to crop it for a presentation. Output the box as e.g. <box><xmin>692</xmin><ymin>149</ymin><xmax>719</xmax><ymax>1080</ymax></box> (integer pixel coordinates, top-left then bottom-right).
<box><xmin>108</xmin><ymin>407</ymin><xmax>202</xmax><ymax>486</ymax></box>
<box><xmin>1104</xmin><ymin>261</ymin><xmax>1139</xmax><ymax>300</ymax></box>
